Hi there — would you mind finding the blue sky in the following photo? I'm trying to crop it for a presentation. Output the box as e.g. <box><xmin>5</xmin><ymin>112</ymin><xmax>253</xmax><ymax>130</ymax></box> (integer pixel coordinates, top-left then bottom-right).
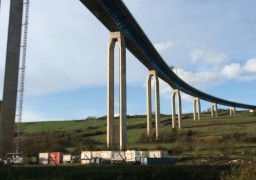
<box><xmin>0</xmin><ymin>0</ymin><xmax>256</xmax><ymax>122</ymax></box>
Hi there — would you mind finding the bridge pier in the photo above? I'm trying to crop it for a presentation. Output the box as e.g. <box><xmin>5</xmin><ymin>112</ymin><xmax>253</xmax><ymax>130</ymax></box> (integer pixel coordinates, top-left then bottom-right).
<box><xmin>172</xmin><ymin>89</ymin><xmax>182</xmax><ymax>129</ymax></box>
<box><xmin>146</xmin><ymin>70</ymin><xmax>160</xmax><ymax>139</ymax></box>
<box><xmin>193</xmin><ymin>97</ymin><xmax>201</xmax><ymax>120</ymax></box>
<box><xmin>0</xmin><ymin>101</ymin><xmax>2</xmax><ymax>116</ymax></box>
<box><xmin>229</xmin><ymin>107</ymin><xmax>236</xmax><ymax>116</ymax></box>
<box><xmin>107</xmin><ymin>32</ymin><xmax>127</xmax><ymax>151</ymax></box>
<box><xmin>0</xmin><ymin>0</ymin><xmax>24</xmax><ymax>157</ymax></box>
<box><xmin>211</xmin><ymin>103</ymin><xmax>218</xmax><ymax>117</ymax></box>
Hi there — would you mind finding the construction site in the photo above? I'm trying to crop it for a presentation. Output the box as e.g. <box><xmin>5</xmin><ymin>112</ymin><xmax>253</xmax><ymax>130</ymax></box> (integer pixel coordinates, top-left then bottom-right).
<box><xmin>1</xmin><ymin>1</ymin><xmax>256</xmax><ymax>179</ymax></box>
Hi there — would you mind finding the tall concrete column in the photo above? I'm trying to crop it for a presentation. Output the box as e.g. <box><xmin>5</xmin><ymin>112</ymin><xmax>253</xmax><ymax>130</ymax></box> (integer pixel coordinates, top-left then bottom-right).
<box><xmin>229</xmin><ymin>107</ymin><xmax>236</xmax><ymax>116</ymax></box>
<box><xmin>107</xmin><ymin>32</ymin><xmax>126</xmax><ymax>151</ymax></box>
<box><xmin>0</xmin><ymin>0</ymin><xmax>24</xmax><ymax>157</ymax></box>
<box><xmin>193</xmin><ymin>97</ymin><xmax>201</xmax><ymax>120</ymax></box>
<box><xmin>172</xmin><ymin>89</ymin><xmax>182</xmax><ymax>129</ymax></box>
<box><xmin>0</xmin><ymin>101</ymin><xmax>2</xmax><ymax>115</ymax></box>
<box><xmin>211</xmin><ymin>103</ymin><xmax>218</xmax><ymax>117</ymax></box>
<box><xmin>146</xmin><ymin>70</ymin><xmax>160</xmax><ymax>139</ymax></box>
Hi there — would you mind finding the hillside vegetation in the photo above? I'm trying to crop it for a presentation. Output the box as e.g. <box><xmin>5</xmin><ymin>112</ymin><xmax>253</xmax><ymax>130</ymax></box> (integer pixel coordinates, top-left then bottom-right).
<box><xmin>16</xmin><ymin>110</ymin><xmax>256</xmax><ymax>164</ymax></box>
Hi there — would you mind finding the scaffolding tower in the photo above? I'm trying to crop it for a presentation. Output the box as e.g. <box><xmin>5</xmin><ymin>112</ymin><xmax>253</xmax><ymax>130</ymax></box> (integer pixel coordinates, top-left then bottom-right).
<box><xmin>16</xmin><ymin>0</ymin><xmax>30</xmax><ymax>153</ymax></box>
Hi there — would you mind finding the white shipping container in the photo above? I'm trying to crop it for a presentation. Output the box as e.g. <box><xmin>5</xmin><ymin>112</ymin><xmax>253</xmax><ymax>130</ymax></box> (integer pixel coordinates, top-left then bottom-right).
<box><xmin>149</xmin><ymin>150</ymin><xmax>168</xmax><ymax>158</ymax></box>
<box><xmin>81</xmin><ymin>159</ymin><xmax>92</xmax><ymax>164</ymax></box>
<box><xmin>91</xmin><ymin>151</ymin><xmax>102</xmax><ymax>158</ymax></box>
<box><xmin>63</xmin><ymin>154</ymin><xmax>71</xmax><ymax>163</ymax></box>
<box><xmin>113</xmin><ymin>151</ymin><xmax>126</xmax><ymax>160</ymax></box>
<box><xmin>39</xmin><ymin>153</ymin><xmax>49</xmax><ymax>165</ymax></box>
<box><xmin>126</xmin><ymin>150</ymin><xmax>140</xmax><ymax>162</ymax></box>
<box><xmin>139</xmin><ymin>151</ymin><xmax>149</xmax><ymax>158</ymax></box>
<box><xmin>81</xmin><ymin>151</ymin><xmax>92</xmax><ymax>164</ymax></box>
<box><xmin>101</xmin><ymin>151</ymin><xmax>115</xmax><ymax>160</ymax></box>
<box><xmin>81</xmin><ymin>151</ymin><xmax>92</xmax><ymax>160</ymax></box>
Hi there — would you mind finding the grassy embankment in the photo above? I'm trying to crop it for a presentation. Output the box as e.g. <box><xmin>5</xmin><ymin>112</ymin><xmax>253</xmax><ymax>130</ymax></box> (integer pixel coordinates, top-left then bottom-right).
<box><xmin>2</xmin><ymin>111</ymin><xmax>254</xmax><ymax>179</ymax></box>
<box><xmin>18</xmin><ymin>110</ymin><xmax>256</xmax><ymax>163</ymax></box>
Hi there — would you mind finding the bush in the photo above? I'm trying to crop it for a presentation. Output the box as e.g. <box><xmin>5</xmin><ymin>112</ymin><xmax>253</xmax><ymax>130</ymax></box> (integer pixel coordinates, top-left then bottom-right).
<box><xmin>136</xmin><ymin>132</ymin><xmax>154</xmax><ymax>143</ymax></box>
<box><xmin>220</xmin><ymin>139</ymin><xmax>236</xmax><ymax>157</ymax></box>
<box><xmin>159</xmin><ymin>128</ymin><xmax>178</xmax><ymax>142</ymax></box>
<box><xmin>171</xmin><ymin>143</ymin><xmax>184</xmax><ymax>155</ymax></box>
<box><xmin>220</xmin><ymin>162</ymin><xmax>256</xmax><ymax>180</ymax></box>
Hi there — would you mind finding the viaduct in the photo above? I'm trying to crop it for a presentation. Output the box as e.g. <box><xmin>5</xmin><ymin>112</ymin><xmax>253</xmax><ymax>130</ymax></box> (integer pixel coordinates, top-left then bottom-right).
<box><xmin>0</xmin><ymin>0</ymin><xmax>255</xmax><ymax>156</ymax></box>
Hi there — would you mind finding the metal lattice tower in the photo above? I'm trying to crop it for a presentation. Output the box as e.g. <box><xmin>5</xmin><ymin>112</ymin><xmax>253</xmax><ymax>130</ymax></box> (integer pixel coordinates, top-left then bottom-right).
<box><xmin>16</xmin><ymin>0</ymin><xmax>30</xmax><ymax>153</ymax></box>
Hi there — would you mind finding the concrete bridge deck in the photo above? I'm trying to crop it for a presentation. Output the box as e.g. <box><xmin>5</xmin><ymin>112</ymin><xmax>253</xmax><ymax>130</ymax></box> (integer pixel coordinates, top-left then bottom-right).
<box><xmin>80</xmin><ymin>0</ymin><xmax>256</xmax><ymax>110</ymax></box>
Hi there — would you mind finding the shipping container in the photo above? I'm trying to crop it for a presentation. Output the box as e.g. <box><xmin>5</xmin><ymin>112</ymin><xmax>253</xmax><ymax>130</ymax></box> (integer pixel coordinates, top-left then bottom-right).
<box><xmin>39</xmin><ymin>153</ymin><xmax>49</xmax><ymax>165</ymax></box>
<box><xmin>113</xmin><ymin>151</ymin><xmax>125</xmax><ymax>159</ymax></box>
<box><xmin>81</xmin><ymin>159</ymin><xmax>92</xmax><ymax>164</ymax></box>
<box><xmin>126</xmin><ymin>150</ymin><xmax>140</xmax><ymax>163</ymax></box>
<box><xmin>111</xmin><ymin>151</ymin><xmax>126</xmax><ymax>164</ymax></box>
<box><xmin>71</xmin><ymin>156</ymin><xmax>80</xmax><ymax>163</ymax></box>
<box><xmin>140</xmin><ymin>158</ymin><xmax>176</xmax><ymax>165</ymax></box>
<box><xmin>81</xmin><ymin>151</ymin><xmax>93</xmax><ymax>164</ymax></box>
<box><xmin>92</xmin><ymin>157</ymin><xmax>103</xmax><ymax>164</ymax></box>
<box><xmin>62</xmin><ymin>154</ymin><xmax>72</xmax><ymax>163</ymax></box>
<box><xmin>139</xmin><ymin>151</ymin><xmax>149</xmax><ymax>158</ymax></box>
<box><xmin>149</xmin><ymin>150</ymin><xmax>168</xmax><ymax>158</ymax></box>
<box><xmin>91</xmin><ymin>151</ymin><xmax>102</xmax><ymax>159</ymax></box>
<box><xmin>4</xmin><ymin>153</ymin><xmax>23</xmax><ymax>165</ymax></box>
<box><xmin>49</xmin><ymin>152</ymin><xmax>62</xmax><ymax>165</ymax></box>
<box><xmin>80</xmin><ymin>151</ymin><xmax>105</xmax><ymax>164</ymax></box>
<box><xmin>101</xmin><ymin>151</ymin><xmax>115</xmax><ymax>160</ymax></box>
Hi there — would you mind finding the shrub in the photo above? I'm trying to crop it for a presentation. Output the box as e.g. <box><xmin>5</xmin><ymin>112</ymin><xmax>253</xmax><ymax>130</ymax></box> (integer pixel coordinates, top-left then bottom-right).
<box><xmin>203</xmin><ymin>136</ymin><xmax>220</xmax><ymax>152</ymax></box>
<box><xmin>136</xmin><ymin>132</ymin><xmax>154</xmax><ymax>143</ymax></box>
<box><xmin>171</xmin><ymin>143</ymin><xmax>184</xmax><ymax>155</ymax></box>
<box><xmin>220</xmin><ymin>162</ymin><xmax>256</xmax><ymax>180</ymax></box>
<box><xmin>220</xmin><ymin>139</ymin><xmax>236</xmax><ymax>157</ymax></box>
<box><xmin>158</xmin><ymin>128</ymin><xmax>178</xmax><ymax>143</ymax></box>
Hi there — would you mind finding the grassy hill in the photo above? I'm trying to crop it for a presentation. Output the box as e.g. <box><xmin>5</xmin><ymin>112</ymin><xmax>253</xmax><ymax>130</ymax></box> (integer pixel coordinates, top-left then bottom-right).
<box><xmin>17</xmin><ymin>110</ymin><xmax>256</xmax><ymax>164</ymax></box>
<box><xmin>1</xmin><ymin>110</ymin><xmax>254</xmax><ymax>179</ymax></box>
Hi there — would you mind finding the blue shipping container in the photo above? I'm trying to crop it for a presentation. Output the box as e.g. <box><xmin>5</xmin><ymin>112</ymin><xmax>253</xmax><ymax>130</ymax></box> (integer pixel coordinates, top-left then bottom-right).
<box><xmin>140</xmin><ymin>158</ymin><xmax>176</xmax><ymax>165</ymax></box>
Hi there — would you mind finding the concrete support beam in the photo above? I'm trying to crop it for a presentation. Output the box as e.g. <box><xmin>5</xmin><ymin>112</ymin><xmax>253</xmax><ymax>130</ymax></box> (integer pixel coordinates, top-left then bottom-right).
<box><xmin>172</xmin><ymin>89</ymin><xmax>182</xmax><ymax>129</ymax></box>
<box><xmin>0</xmin><ymin>0</ymin><xmax>24</xmax><ymax>157</ymax></box>
<box><xmin>107</xmin><ymin>32</ymin><xmax>126</xmax><ymax>151</ymax></box>
<box><xmin>146</xmin><ymin>70</ymin><xmax>160</xmax><ymax>139</ymax></box>
<box><xmin>193</xmin><ymin>97</ymin><xmax>201</xmax><ymax>120</ymax></box>
<box><xmin>211</xmin><ymin>103</ymin><xmax>218</xmax><ymax>117</ymax></box>
<box><xmin>229</xmin><ymin>107</ymin><xmax>236</xmax><ymax>116</ymax></box>
<box><xmin>0</xmin><ymin>101</ymin><xmax>2</xmax><ymax>115</ymax></box>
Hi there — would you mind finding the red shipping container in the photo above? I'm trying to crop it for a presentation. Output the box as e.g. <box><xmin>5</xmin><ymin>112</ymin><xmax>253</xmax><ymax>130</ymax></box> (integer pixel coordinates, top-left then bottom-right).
<box><xmin>49</xmin><ymin>152</ymin><xmax>62</xmax><ymax>165</ymax></box>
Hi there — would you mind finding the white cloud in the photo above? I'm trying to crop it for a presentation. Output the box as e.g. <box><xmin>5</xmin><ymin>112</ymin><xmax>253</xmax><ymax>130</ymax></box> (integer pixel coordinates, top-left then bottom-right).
<box><xmin>243</xmin><ymin>58</ymin><xmax>256</xmax><ymax>73</ymax></box>
<box><xmin>154</xmin><ymin>41</ymin><xmax>173</xmax><ymax>53</ymax></box>
<box><xmin>178</xmin><ymin>69</ymin><xmax>221</xmax><ymax>86</ymax></box>
<box><xmin>221</xmin><ymin>63</ymin><xmax>241</xmax><ymax>79</ymax></box>
<box><xmin>1</xmin><ymin>0</ymin><xmax>256</xmax><ymax>122</ymax></box>
<box><xmin>20</xmin><ymin>110</ymin><xmax>49</xmax><ymax>122</ymax></box>
<box><xmin>158</xmin><ymin>79</ymin><xmax>172</xmax><ymax>100</ymax></box>
<box><xmin>191</xmin><ymin>49</ymin><xmax>229</xmax><ymax>67</ymax></box>
<box><xmin>158</xmin><ymin>66</ymin><xmax>223</xmax><ymax>99</ymax></box>
<box><xmin>181</xmin><ymin>92</ymin><xmax>194</xmax><ymax>103</ymax></box>
<box><xmin>238</xmin><ymin>75</ymin><xmax>256</xmax><ymax>81</ymax></box>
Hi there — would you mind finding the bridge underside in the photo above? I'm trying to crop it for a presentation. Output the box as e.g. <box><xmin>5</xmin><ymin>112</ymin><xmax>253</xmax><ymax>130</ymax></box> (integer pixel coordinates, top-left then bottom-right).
<box><xmin>80</xmin><ymin>0</ymin><xmax>256</xmax><ymax>110</ymax></box>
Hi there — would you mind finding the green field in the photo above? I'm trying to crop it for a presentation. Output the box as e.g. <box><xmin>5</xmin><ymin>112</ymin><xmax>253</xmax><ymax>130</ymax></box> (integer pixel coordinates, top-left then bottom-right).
<box><xmin>17</xmin><ymin>110</ymin><xmax>256</xmax><ymax>163</ymax></box>
<box><xmin>2</xmin><ymin>110</ymin><xmax>255</xmax><ymax>179</ymax></box>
